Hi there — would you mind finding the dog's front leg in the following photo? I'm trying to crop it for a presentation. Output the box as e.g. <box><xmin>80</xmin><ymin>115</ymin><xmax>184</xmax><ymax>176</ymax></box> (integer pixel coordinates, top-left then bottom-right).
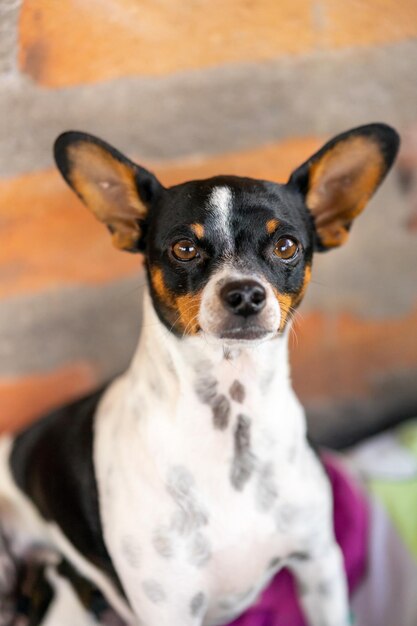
<box><xmin>290</xmin><ymin>542</ymin><xmax>351</xmax><ymax>626</ymax></box>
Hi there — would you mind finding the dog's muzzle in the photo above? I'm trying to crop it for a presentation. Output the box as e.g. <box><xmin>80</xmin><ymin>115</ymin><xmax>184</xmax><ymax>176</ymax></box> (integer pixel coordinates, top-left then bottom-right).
<box><xmin>199</xmin><ymin>272</ymin><xmax>280</xmax><ymax>343</ymax></box>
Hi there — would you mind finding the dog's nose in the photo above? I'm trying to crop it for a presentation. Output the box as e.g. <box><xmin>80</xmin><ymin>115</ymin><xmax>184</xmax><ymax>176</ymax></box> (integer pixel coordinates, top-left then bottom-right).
<box><xmin>220</xmin><ymin>280</ymin><xmax>266</xmax><ymax>317</ymax></box>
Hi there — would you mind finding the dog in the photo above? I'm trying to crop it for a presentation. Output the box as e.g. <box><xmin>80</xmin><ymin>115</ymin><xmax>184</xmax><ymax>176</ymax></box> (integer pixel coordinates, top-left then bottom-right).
<box><xmin>0</xmin><ymin>123</ymin><xmax>399</xmax><ymax>626</ymax></box>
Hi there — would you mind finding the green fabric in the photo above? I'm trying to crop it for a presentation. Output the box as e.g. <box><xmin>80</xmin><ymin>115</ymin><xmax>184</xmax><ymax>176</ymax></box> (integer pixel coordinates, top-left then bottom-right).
<box><xmin>399</xmin><ymin>421</ymin><xmax>417</xmax><ymax>459</ymax></box>
<box><xmin>369</xmin><ymin>420</ymin><xmax>417</xmax><ymax>562</ymax></box>
<box><xmin>371</xmin><ymin>478</ymin><xmax>417</xmax><ymax>561</ymax></box>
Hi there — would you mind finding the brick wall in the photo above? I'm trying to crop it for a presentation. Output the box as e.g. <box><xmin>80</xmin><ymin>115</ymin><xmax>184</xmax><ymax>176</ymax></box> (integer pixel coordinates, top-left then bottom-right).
<box><xmin>1</xmin><ymin>0</ymin><xmax>417</xmax><ymax>445</ymax></box>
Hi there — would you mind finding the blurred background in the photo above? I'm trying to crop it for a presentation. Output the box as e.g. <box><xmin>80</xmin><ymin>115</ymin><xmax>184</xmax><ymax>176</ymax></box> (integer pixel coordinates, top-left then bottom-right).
<box><xmin>0</xmin><ymin>0</ymin><xmax>416</xmax><ymax>447</ymax></box>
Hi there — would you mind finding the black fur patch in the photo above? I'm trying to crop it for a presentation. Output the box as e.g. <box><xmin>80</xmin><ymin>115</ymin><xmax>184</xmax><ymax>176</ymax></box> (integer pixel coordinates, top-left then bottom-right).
<box><xmin>8</xmin><ymin>557</ymin><xmax>125</xmax><ymax>626</ymax></box>
<box><xmin>15</xmin><ymin>561</ymin><xmax>54</xmax><ymax>625</ymax></box>
<box><xmin>10</xmin><ymin>388</ymin><xmax>124</xmax><ymax>595</ymax></box>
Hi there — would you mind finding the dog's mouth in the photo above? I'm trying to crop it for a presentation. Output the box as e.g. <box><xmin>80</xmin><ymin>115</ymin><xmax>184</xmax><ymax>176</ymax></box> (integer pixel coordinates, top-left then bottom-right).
<box><xmin>218</xmin><ymin>325</ymin><xmax>273</xmax><ymax>341</ymax></box>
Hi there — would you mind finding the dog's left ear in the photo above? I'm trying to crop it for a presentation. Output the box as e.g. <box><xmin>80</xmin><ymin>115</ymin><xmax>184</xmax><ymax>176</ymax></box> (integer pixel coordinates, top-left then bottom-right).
<box><xmin>288</xmin><ymin>123</ymin><xmax>400</xmax><ymax>250</ymax></box>
<box><xmin>54</xmin><ymin>131</ymin><xmax>163</xmax><ymax>252</ymax></box>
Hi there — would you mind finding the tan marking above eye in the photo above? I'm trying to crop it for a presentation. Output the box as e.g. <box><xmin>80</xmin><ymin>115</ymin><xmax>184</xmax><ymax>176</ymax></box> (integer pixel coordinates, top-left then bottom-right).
<box><xmin>274</xmin><ymin>237</ymin><xmax>299</xmax><ymax>260</ymax></box>
<box><xmin>266</xmin><ymin>218</ymin><xmax>280</xmax><ymax>235</ymax></box>
<box><xmin>191</xmin><ymin>223</ymin><xmax>205</xmax><ymax>239</ymax></box>
<box><xmin>171</xmin><ymin>239</ymin><xmax>199</xmax><ymax>261</ymax></box>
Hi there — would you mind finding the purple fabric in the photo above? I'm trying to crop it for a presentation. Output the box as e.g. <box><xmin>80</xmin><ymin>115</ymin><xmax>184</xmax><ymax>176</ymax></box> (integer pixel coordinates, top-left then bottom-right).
<box><xmin>225</xmin><ymin>454</ymin><xmax>369</xmax><ymax>626</ymax></box>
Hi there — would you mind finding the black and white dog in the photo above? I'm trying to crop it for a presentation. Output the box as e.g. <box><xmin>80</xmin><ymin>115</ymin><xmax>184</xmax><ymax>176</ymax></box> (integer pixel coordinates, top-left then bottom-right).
<box><xmin>0</xmin><ymin>123</ymin><xmax>399</xmax><ymax>626</ymax></box>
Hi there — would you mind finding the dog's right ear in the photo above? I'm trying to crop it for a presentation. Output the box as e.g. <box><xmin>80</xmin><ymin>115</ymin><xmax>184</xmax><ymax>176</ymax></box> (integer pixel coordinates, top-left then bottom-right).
<box><xmin>54</xmin><ymin>132</ymin><xmax>163</xmax><ymax>252</ymax></box>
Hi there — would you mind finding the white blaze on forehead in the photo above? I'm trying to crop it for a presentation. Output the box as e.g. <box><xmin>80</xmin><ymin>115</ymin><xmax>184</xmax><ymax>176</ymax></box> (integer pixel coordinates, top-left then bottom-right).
<box><xmin>207</xmin><ymin>186</ymin><xmax>233</xmax><ymax>248</ymax></box>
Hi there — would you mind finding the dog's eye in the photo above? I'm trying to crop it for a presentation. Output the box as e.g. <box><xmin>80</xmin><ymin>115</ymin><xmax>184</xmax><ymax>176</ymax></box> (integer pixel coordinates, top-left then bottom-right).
<box><xmin>171</xmin><ymin>239</ymin><xmax>199</xmax><ymax>262</ymax></box>
<box><xmin>274</xmin><ymin>237</ymin><xmax>299</xmax><ymax>261</ymax></box>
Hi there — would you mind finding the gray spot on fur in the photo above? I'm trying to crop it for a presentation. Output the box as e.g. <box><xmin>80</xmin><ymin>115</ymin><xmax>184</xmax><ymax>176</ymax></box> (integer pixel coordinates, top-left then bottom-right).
<box><xmin>317</xmin><ymin>580</ymin><xmax>333</xmax><ymax>596</ymax></box>
<box><xmin>219</xmin><ymin>587</ymin><xmax>254</xmax><ymax>610</ymax></box>
<box><xmin>276</xmin><ymin>503</ymin><xmax>298</xmax><ymax>531</ymax></box>
<box><xmin>256</xmin><ymin>462</ymin><xmax>278</xmax><ymax>512</ymax></box>
<box><xmin>290</xmin><ymin>551</ymin><xmax>309</xmax><ymax>561</ymax></box>
<box><xmin>142</xmin><ymin>579</ymin><xmax>166</xmax><ymax>604</ymax></box>
<box><xmin>231</xmin><ymin>414</ymin><xmax>255</xmax><ymax>490</ymax></box>
<box><xmin>165</xmin><ymin>466</ymin><xmax>210</xmax><ymax>566</ymax></box>
<box><xmin>268</xmin><ymin>556</ymin><xmax>282</xmax><ymax>570</ymax></box>
<box><xmin>171</xmin><ymin>505</ymin><xmax>208</xmax><ymax>535</ymax></box>
<box><xmin>211</xmin><ymin>394</ymin><xmax>230</xmax><ymax>430</ymax></box>
<box><xmin>190</xmin><ymin>591</ymin><xmax>206</xmax><ymax>616</ymax></box>
<box><xmin>298</xmin><ymin>580</ymin><xmax>310</xmax><ymax>596</ymax></box>
<box><xmin>167</xmin><ymin>465</ymin><xmax>194</xmax><ymax>499</ymax></box>
<box><xmin>170</xmin><ymin>496</ymin><xmax>208</xmax><ymax>535</ymax></box>
<box><xmin>152</xmin><ymin>527</ymin><xmax>174</xmax><ymax>559</ymax></box>
<box><xmin>120</xmin><ymin>535</ymin><xmax>141</xmax><ymax>568</ymax></box>
<box><xmin>166</xmin><ymin>465</ymin><xmax>208</xmax><ymax>535</ymax></box>
<box><xmin>195</xmin><ymin>374</ymin><xmax>232</xmax><ymax>430</ymax></box>
<box><xmin>188</xmin><ymin>531</ymin><xmax>212</xmax><ymax>567</ymax></box>
<box><xmin>194</xmin><ymin>376</ymin><xmax>218</xmax><ymax>404</ymax></box>
<box><xmin>229</xmin><ymin>380</ymin><xmax>245</xmax><ymax>403</ymax></box>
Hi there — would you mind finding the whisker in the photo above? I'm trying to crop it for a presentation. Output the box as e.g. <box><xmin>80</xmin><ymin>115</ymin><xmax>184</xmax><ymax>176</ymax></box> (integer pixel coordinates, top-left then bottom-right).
<box><xmin>182</xmin><ymin>311</ymin><xmax>200</xmax><ymax>337</ymax></box>
<box><xmin>309</xmin><ymin>279</ymin><xmax>329</xmax><ymax>289</ymax></box>
<box><xmin>166</xmin><ymin>301</ymin><xmax>201</xmax><ymax>335</ymax></box>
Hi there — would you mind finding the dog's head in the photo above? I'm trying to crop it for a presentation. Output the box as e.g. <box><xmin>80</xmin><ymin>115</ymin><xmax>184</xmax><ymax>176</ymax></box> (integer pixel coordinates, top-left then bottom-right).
<box><xmin>54</xmin><ymin>124</ymin><xmax>399</xmax><ymax>345</ymax></box>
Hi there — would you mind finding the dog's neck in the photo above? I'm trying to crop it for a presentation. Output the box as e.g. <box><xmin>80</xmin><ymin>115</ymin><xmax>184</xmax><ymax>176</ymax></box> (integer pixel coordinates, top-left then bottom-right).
<box><xmin>97</xmin><ymin>288</ymin><xmax>307</xmax><ymax>512</ymax></box>
<box><xmin>125</xmin><ymin>290</ymin><xmax>303</xmax><ymax>434</ymax></box>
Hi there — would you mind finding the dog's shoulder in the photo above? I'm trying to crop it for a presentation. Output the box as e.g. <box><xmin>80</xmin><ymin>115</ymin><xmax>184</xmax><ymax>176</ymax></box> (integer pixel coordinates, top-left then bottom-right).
<box><xmin>9</xmin><ymin>387</ymin><xmax>121</xmax><ymax>586</ymax></box>
<box><xmin>10</xmin><ymin>387</ymin><xmax>105</xmax><ymax>485</ymax></box>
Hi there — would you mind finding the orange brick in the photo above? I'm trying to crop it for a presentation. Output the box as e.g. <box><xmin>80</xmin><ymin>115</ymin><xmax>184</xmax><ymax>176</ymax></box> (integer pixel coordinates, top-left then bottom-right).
<box><xmin>19</xmin><ymin>0</ymin><xmax>313</xmax><ymax>86</ymax></box>
<box><xmin>0</xmin><ymin>136</ymin><xmax>321</xmax><ymax>298</ymax></box>
<box><xmin>291</xmin><ymin>306</ymin><xmax>417</xmax><ymax>402</ymax></box>
<box><xmin>21</xmin><ymin>0</ymin><xmax>417</xmax><ymax>87</ymax></box>
<box><xmin>0</xmin><ymin>362</ymin><xmax>97</xmax><ymax>434</ymax></box>
<box><xmin>321</xmin><ymin>0</ymin><xmax>417</xmax><ymax>49</ymax></box>
<box><xmin>158</xmin><ymin>137</ymin><xmax>321</xmax><ymax>188</ymax></box>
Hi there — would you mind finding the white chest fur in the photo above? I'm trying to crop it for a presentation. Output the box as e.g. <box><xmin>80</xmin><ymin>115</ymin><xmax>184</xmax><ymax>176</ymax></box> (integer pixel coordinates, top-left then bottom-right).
<box><xmin>94</xmin><ymin>295</ymin><xmax>332</xmax><ymax>626</ymax></box>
